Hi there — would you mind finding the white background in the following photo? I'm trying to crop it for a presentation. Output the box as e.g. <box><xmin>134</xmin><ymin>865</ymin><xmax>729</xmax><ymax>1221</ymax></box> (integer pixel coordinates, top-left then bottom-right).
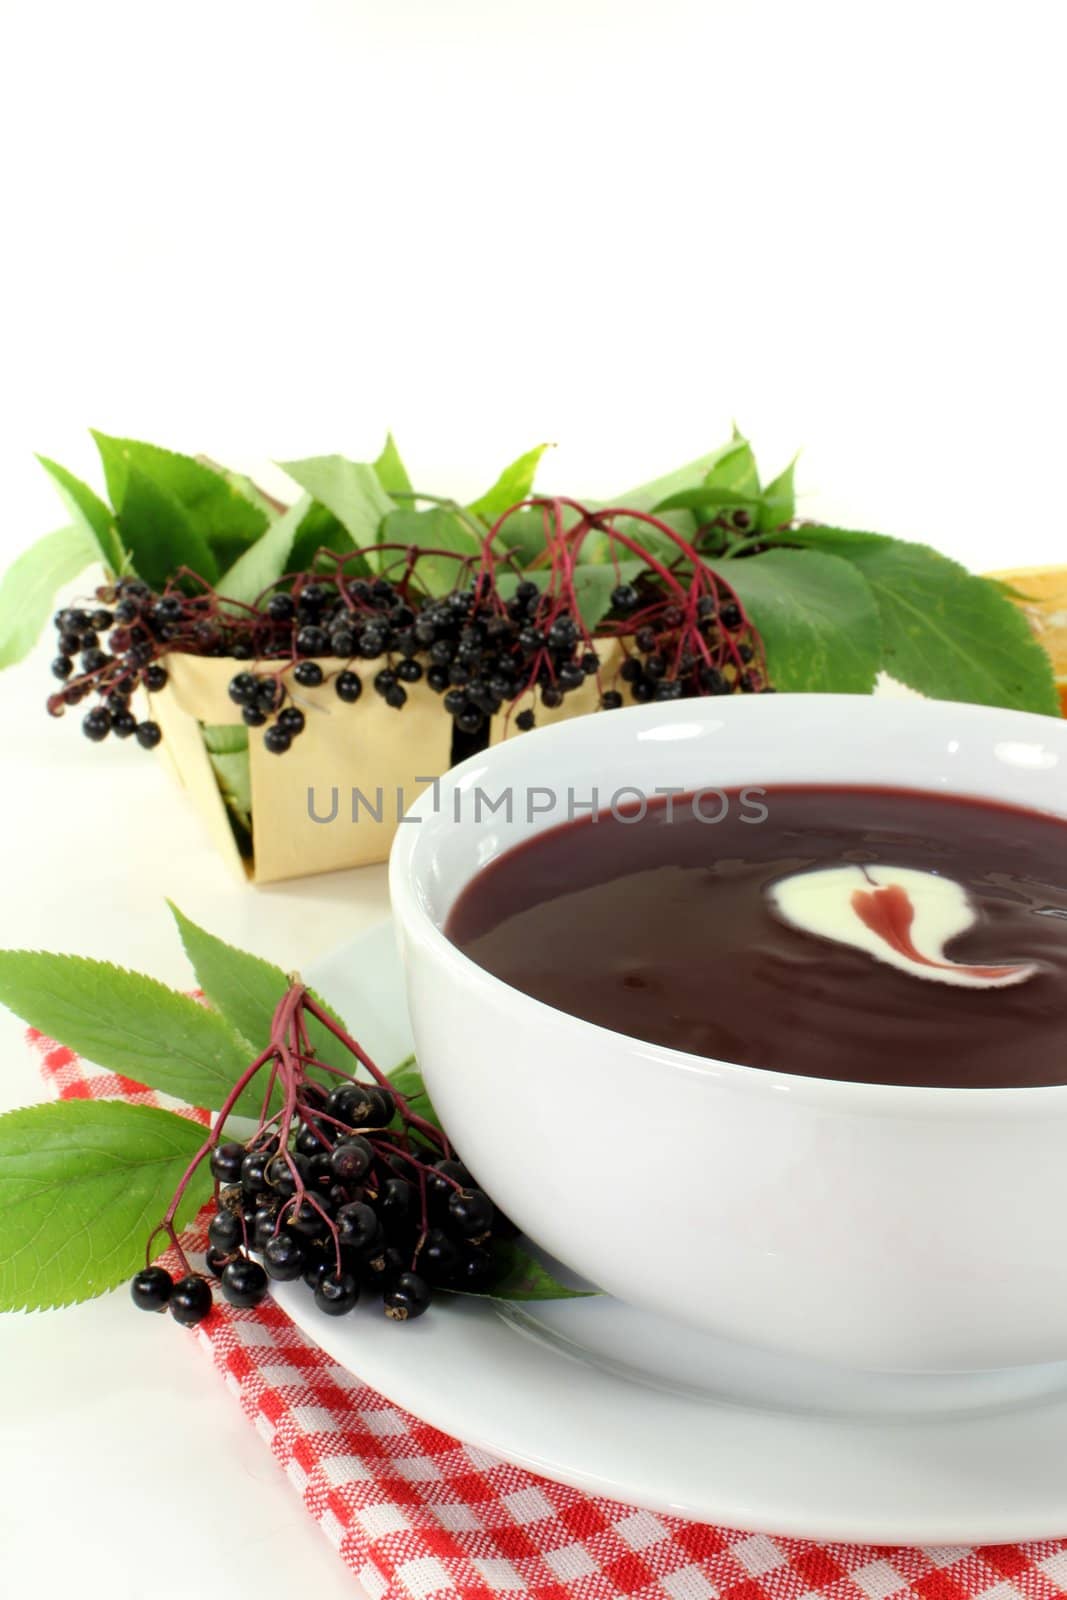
<box><xmin>0</xmin><ymin>2</ymin><xmax>1064</xmax><ymax>1596</ymax></box>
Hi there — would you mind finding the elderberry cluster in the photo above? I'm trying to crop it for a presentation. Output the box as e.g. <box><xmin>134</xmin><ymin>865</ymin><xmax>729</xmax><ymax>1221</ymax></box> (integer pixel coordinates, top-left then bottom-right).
<box><xmin>131</xmin><ymin>1077</ymin><xmax>510</xmax><ymax>1328</ymax></box>
<box><xmin>614</xmin><ymin>593</ymin><xmax>768</xmax><ymax>702</ymax></box>
<box><xmin>49</xmin><ymin>581</ymin><xmax>164</xmax><ymax>748</ymax></box>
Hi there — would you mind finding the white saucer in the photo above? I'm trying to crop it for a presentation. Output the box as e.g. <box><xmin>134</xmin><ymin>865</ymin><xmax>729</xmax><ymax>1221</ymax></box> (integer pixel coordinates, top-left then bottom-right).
<box><xmin>290</xmin><ymin>927</ymin><xmax>1067</xmax><ymax>1544</ymax></box>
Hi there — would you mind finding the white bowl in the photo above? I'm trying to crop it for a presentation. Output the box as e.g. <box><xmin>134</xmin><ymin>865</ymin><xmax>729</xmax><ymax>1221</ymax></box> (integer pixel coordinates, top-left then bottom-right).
<box><xmin>389</xmin><ymin>695</ymin><xmax>1067</xmax><ymax>1372</ymax></box>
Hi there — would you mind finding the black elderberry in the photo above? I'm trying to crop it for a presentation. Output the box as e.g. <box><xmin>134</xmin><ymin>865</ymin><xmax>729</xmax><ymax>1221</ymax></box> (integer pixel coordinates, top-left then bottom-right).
<box><xmin>266</xmin><ymin>592</ymin><xmax>295</xmax><ymax>623</ymax></box>
<box><xmin>331</xmin><ymin>1137</ymin><xmax>373</xmax><ymax>1183</ymax></box>
<box><xmin>314</xmin><ymin>1271</ymin><xmax>360</xmax><ymax>1316</ymax></box>
<box><xmin>220</xmin><ymin>1257</ymin><xmax>268</xmax><ymax>1308</ymax></box>
<box><xmin>277</xmin><ymin>706</ymin><xmax>305</xmax><ymax>736</ymax></box>
<box><xmin>113</xmin><ymin>598</ymin><xmax>140</xmax><ymax>624</ymax></box>
<box><xmin>154</xmin><ymin>597</ymin><xmax>183</xmax><ymax>625</ymax></box>
<box><xmin>255</xmin><ymin>678</ymin><xmax>282</xmax><ymax>711</ymax></box>
<box><xmin>111</xmin><ymin>709</ymin><xmax>137</xmax><ymax>738</ymax></box>
<box><xmin>91</xmin><ymin>609</ymin><xmax>113</xmax><ymax>631</ymax></box>
<box><xmin>645</xmin><ymin>654</ymin><xmax>666</xmax><ymax>680</ymax></box>
<box><xmin>208</xmin><ymin>1210</ymin><xmax>243</xmax><ymax>1252</ymax></box>
<box><xmin>516</xmin><ymin>580</ymin><xmax>540</xmax><ymax>602</ymax></box>
<box><xmin>427</xmin><ymin>1158</ymin><xmax>472</xmax><ymax>1200</ymax></box>
<box><xmin>263</xmin><ymin>724</ymin><xmax>291</xmax><ymax>755</ymax></box>
<box><xmin>455</xmin><ymin>706</ymin><xmax>483</xmax><ymax>734</ymax></box>
<box><xmin>262</xmin><ymin>1232</ymin><xmax>305</xmax><ymax>1281</ymax></box>
<box><xmin>654</xmin><ymin>679</ymin><xmax>683</xmax><ymax>701</ymax></box>
<box><xmin>383</xmin><ymin>1271</ymin><xmax>432</xmax><ymax>1321</ymax></box>
<box><xmin>601</xmin><ymin>690</ymin><xmax>623</xmax><ymax>710</ymax></box>
<box><xmin>558</xmin><ymin>663</ymin><xmax>585</xmax><ymax>693</ymax></box>
<box><xmin>144</xmin><ymin>664</ymin><xmax>168</xmax><ymax>692</ymax></box>
<box><xmin>330</xmin><ymin>626</ymin><xmax>357</xmax><ymax>656</ymax></box>
<box><xmin>301</xmin><ymin>1241</ymin><xmax>333</xmax><ymax>1291</ymax></box>
<box><xmin>452</xmin><ymin>1245</ymin><xmax>496</xmax><ymax>1291</ymax></box>
<box><xmin>295</xmin><ymin>1120</ymin><xmax>325</xmax><ymax>1158</ymax></box>
<box><xmin>360</xmin><ymin>1244</ymin><xmax>406</xmax><ymax>1293</ymax></box>
<box><xmin>379</xmin><ymin>1177</ymin><xmax>414</xmax><ymax>1227</ymax></box>
<box><xmin>418</xmin><ymin>1229</ymin><xmax>461</xmax><ymax>1283</ymax></box>
<box><xmin>130</xmin><ymin>1265</ymin><xmax>173</xmax><ymax>1312</ymax></box>
<box><xmin>297</xmin><ymin>582</ymin><xmax>328</xmax><ymax>613</ymax></box>
<box><xmin>205</xmin><ymin>1245</ymin><xmax>235</xmax><ymax>1279</ymax></box>
<box><xmin>296</xmin><ymin>625</ymin><xmax>328</xmax><ymax>656</ymax></box>
<box><xmin>252</xmin><ymin>1207</ymin><xmax>280</xmax><ymax>1250</ymax></box>
<box><xmin>326</xmin><ymin>1081</ymin><xmax>377</xmax><ymax>1126</ymax></box>
<box><xmin>242</xmin><ymin>706</ymin><xmax>267</xmax><ymax>727</ymax></box>
<box><xmin>82</xmin><ymin>707</ymin><xmax>111</xmax><ymax>741</ymax></box>
<box><xmin>293</xmin><ymin>660</ymin><xmax>324</xmax><ymax>688</ymax></box>
<box><xmin>266</xmin><ymin>1153</ymin><xmax>308</xmax><ymax>1196</ymax></box>
<box><xmin>169</xmin><ymin>1274</ymin><xmax>213</xmax><ymax>1326</ymax></box>
<box><xmin>541</xmin><ymin>687</ymin><xmax>563</xmax><ymax>709</ymax></box>
<box><xmin>286</xmin><ymin>1197</ymin><xmax>330</xmax><ymax>1238</ymax></box>
<box><xmin>58</xmin><ymin>630</ymin><xmax>82</xmax><ymax>656</ymax></box>
<box><xmin>51</xmin><ymin>655</ymin><xmax>73</xmax><ymax>680</ymax></box>
<box><xmin>335</xmin><ymin>670</ymin><xmax>362</xmax><ymax>703</ymax></box>
<box><xmin>81</xmin><ymin>648</ymin><xmax>109</xmax><ymax>674</ymax></box>
<box><xmin>306</xmin><ymin>1153</ymin><xmax>334</xmax><ymax>1194</ymax></box>
<box><xmin>396</xmin><ymin>659</ymin><xmax>423</xmax><ymax>683</ymax></box>
<box><xmin>335</xmin><ymin>1201</ymin><xmax>379</xmax><ymax>1250</ymax></box>
<box><xmin>448</xmin><ymin>1188</ymin><xmax>494</xmax><ymax>1239</ymax></box>
<box><xmin>210</xmin><ymin>1142</ymin><xmax>246</xmax><ymax>1184</ymax></box>
<box><xmin>426</xmin><ymin>665</ymin><xmax>449</xmax><ymax>693</ymax></box>
<box><xmin>515</xmin><ymin>708</ymin><xmax>535</xmax><ymax>732</ymax></box>
<box><xmin>373</xmin><ymin>668</ymin><xmax>396</xmax><ymax>695</ymax></box>
<box><xmin>228</xmin><ymin>672</ymin><xmax>258</xmax><ymax>706</ymax></box>
<box><xmin>611</xmin><ymin>583</ymin><xmax>639</xmax><ymax>612</ymax></box>
<box><xmin>720</xmin><ymin>602</ymin><xmax>742</xmax><ymax>630</ymax></box>
<box><xmin>384</xmin><ymin>684</ymin><xmax>407</xmax><ymax>709</ymax></box>
<box><xmin>630</xmin><ymin>677</ymin><xmax>653</xmax><ymax>702</ymax></box>
<box><xmin>359</xmin><ymin>626</ymin><xmax>388</xmax><ymax>658</ymax></box>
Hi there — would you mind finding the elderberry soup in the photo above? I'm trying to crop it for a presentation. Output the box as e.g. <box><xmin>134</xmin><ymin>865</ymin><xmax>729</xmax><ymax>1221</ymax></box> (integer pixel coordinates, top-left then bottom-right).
<box><xmin>444</xmin><ymin>786</ymin><xmax>1067</xmax><ymax>1089</ymax></box>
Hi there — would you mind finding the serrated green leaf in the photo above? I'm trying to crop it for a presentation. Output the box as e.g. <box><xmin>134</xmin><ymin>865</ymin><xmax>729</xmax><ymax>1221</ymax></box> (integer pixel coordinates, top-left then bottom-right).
<box><xmin>0</xmin><ymin>1100</ymin><xmax>211</xmax><ymax>1310</ymax></box>
<box><xmin>451</xmin><ymin>1238</ymin><xmax>596</xmax><ymax>1302</ymax></box>
<box><xmin>0</xmin><ymin>524</ymin><xmax>100</xmax><ymax>670</ymax></box>
<box><xmin>0</xmin><ymin>951</ymin><xmax>259</xmax><ymax>1114</ymax></box>
<box><xmin>718</xmin><ymin>548</ymin><xmax>882</xmax><ymax>693</ymax></box>
<box><xmin>380</xmin><ymin>506</ymin><xmax>483</xmax><ymax>597</ymax></box>
<box><xmin>92</xmin><ymin>434</ymin><xmax>268</xmax><ymax>569</ymax></box>
<box><xmin>114</xmin><ymin>466</ymin><xmax>220</xmax><ymax>589</ymax></box>
<box><xmin>279</xmin><ymin>456</ymin><xmax>394</xmax><ymax>549</ymax></box>
<box><xmin>757</xmin><ymin>456</ymin><xmax>797</xmax><ymax>532</ymax></box>
<box><xmin>216</xmin><ymin>494</ymin><xmax>311</xmax><ymax>608</ymax></box>
<box><xmin>778</xmin><ymin>529</ymin><xmax>1061</xmax><ymax>714</ymax></box>
<box><xmin>469</xmin><ymin>445</ymin><xmax>550</xmax><ymax>522</ymax></box>
<box><xmin>168</xmin><ymin>904</ymin><xmax>350</xmax><ymax>1074</ymax></box>
<box><xmin>704</xmin><ymin>429</ymin><xmax>760</xmax><ymax>497</ymax></box>
<box><xmin>37</xmin><ymin>455</ymin><xmax>127</xmax><ymax>574</ymax></box>
<box><xmin>372</xmin><ymin>433</ymin><xmax>414</xmax><ymax>500</ymax></box>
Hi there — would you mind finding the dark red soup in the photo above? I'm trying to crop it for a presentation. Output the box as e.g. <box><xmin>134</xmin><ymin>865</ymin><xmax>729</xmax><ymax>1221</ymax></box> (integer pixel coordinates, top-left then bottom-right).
<box><xmin>444</xmin><ymin>787</ymin><xmax>1067</xmax><ymax>1088</ymax></box>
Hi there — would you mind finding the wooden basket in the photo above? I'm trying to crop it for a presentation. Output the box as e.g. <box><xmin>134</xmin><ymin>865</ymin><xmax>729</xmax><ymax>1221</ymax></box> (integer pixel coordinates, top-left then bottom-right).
<box><xmin>149</xmin><ymin>641</ymin><xmax>624</xmax><ymax>883</ymax></box>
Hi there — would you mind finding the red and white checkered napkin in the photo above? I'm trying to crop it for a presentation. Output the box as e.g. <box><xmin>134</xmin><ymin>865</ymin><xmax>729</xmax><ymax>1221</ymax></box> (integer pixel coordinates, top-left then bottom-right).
<box><xmin>28</xmin><ymin>1029</ymin><xmax>1067</xmax><ymax>1600</ymax></box>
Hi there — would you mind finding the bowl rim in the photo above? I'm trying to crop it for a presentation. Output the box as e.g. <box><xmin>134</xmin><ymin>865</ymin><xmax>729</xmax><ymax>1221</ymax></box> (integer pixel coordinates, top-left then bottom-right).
<box><xmin>389</xmin><ymin>694</ymin><xmax>1067</xmax><ymax>1115</ymax></box>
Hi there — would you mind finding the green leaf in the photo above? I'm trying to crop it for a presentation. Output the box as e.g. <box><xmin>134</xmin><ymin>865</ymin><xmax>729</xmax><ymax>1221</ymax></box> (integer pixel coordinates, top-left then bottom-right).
<box><xmin>91</xmin><ymin>434</ymin><xmax>268</xmax><ymax>569</ymax></box>
<box><xmin>652</xmin><ymin>485</ymin><xmax>761</xmax><ymax>516</ymax></box>
<box><xmin>167</xmin><ymin>904</ymin><xmax>349</xmax><ymax>1074</ymax></box>
<box><xmin>114</xmin><ymin>466</ymin><xmax>220</xmax><ymax>589</ymax></box>
<box><xmin>0</xmin><ymin>524</ymin><xmax>100</xmax><ymax>670</ymax></box>
<box><xmin>380</xmin><ymin>506</ymin><xmax>483</xmax><ymax>596</ymax></box>
<box><xmin>704</xmin><ymin>428</ymin><xmax>760</xmax><ymax>498</ymax></box>
<box><xmin>286</xmin><ymin>500</ymin><xmax>362</xmax><ymax>574</ymax></box>
<box><xmin>492</xmin><ymin>508</ymin><xmax>550</xmax><ymax>567</ymax></box>
<box><xmin>372</xmin><ymin>433</ymin><xmax>414</xmax><ymax>500</ymax></box>
<box><xmin>37</xmin><ymin>456</ymin><xmax>127</xmax><ymax>574</ymax></box>
<box><xmin>387</xmin><ymin>1056</ymin><xmax>442</xmax><ymax>1131</ymax></box>
<box><xmin>778</xmin><ymin>529</ymin><xmax>1061</xmax><ymax>714</ymax></box>
<box><xmin>452</xmin><ymin>1238</ymin><xmax>596</xmax><ymax>1302</ymax></box>
<box><xmin>0</xmin><ymin>951</ymin><xmax>259</xmax><ymax>1114</ymax></box>
<box><xmin>718</xmin><ymin>548</ymin><xmax>882</xmax><ymax>693</ymax></box>
<box><xmin>202</xmin><ymin>725</ymin><xmax>252</xmax><ymax>838</ymax></box>
<box><xmin>216</xmin><ymin>494</ymin><xmax>311</xmax><ymax>607</ymax></box>
<box><xmin>609</xmin><ymin>448</ymin><xmax>727</xmax><ymax>513</ymax></box>
<box><xmin>757</xmin><ymin>456</ymin><xmax>797</xmax><ymax>532</ymax></box>
<box><xmin>279</xmin><ymin>455</ymin><xmax>394</xmax><ymax>549</ymax></box>
<box><xmin>0</xmin><ymin>1100</ymin><xmax>211</xmax><ymax>1310</ymax></box>
<box><xmin>469</xmin><ymin>445</ymin><xmax>550</xmax><ymax>522</ymax></box>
